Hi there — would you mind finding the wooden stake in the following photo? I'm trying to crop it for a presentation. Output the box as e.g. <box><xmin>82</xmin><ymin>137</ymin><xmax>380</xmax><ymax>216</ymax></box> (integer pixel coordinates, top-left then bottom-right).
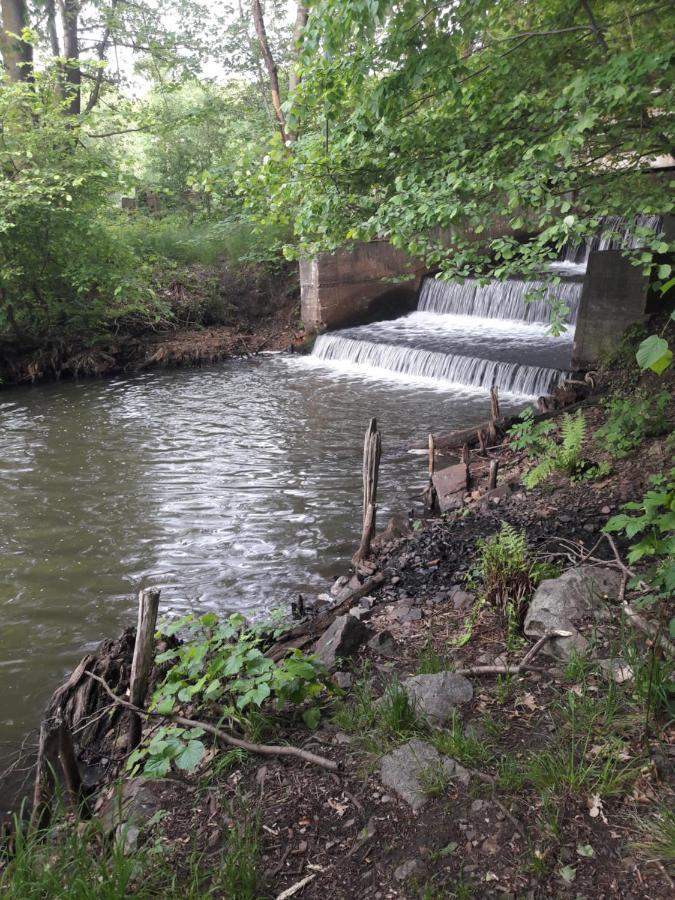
<box><xmin>354</xmin><ymin>419</ymin><xmax>381</xmax><ymax>563</ymax></box>
<box><xmin>428</xmin><ymin>433</ymin><xmax>435</xmax><ymax>477</ymax></box>
<box><xmin>477</xmin><ymin>428</ymin><xmax>486</xmax><ymax>457</ymax></box>
<box><xmin>490</xmin><ymin>384</ymin><xmax>500</xmax><ymax>421</ymax></box>
<box><xmin>488</xmin><ymin>459</ymin><xmax>499</xmax><ymax>490</ymax></box>
<box><xmin>31</xmin><ymin>714</ymin><xmax>82</xmax><ymax>829</ymax></box>
<box><xmin>128</xmin><ymin>587</ymin><xmax>161</xmax><ymax>750</ymax></box>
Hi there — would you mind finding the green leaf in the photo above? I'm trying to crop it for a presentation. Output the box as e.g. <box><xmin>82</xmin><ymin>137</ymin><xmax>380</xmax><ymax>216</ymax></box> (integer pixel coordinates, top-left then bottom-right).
<box><xmin>577</xmin><ymin>843</ymin><xmax>594</xmax><ymax>858</ymax></box>
<box><xmin>302</xmin><ymin>707</ymin><xmax>321</xmax><ymax>730</ymax></box>
<box><xmin>559</xmin><ymin>865</ymin><xmax>576</xmax><ymax>884</ymax></box>
<box><xmin>636</xmin><ymin>335</ymin><xmax>672</xmax><ymax>374</ymax></box>
<box><xmin>144</xmin><ymin>756</ymin><xmax>171</xmax><ymax>778</ymax></box>
<box><xmin>657</xmin><ymin>264</ymin><xmax>672</xmax><ymax>280</ymax></box>
<box><xmin>174</xmin><ymin>740</ymin><xmax>205</xmax><ymax>772</ymax></box>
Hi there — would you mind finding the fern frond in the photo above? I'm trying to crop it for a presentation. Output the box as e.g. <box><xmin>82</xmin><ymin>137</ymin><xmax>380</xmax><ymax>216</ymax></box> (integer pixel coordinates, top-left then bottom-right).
<box><xmin>523</xmin><ymin>455</ymin><xmax>557</xmax><ymax>488</ymax></box>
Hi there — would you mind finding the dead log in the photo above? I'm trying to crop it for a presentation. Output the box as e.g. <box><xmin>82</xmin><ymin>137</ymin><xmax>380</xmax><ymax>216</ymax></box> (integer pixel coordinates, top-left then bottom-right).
<box><xmin>31</xmin><ymin>714</ymin><xmax>83</xmax><ymax>829</ymax></box>
<box><xmin>353</xmin><ymin>419</ymin><xmax>381</xmax><ymax>564</ymax></box>
<box><xmin>128</xmin><ymin>587</ymin><xmax>161</xmax><ymax>750</ymax></box>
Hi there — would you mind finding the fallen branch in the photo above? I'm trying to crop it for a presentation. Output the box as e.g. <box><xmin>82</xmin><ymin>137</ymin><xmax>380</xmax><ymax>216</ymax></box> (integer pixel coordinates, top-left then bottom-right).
<box><xmin>276</xmin><ymin>873</ymin><xmax>316</xmax><ymax>900</ymax></box>
<box><xmin>85</xmin><ymin>671</ymin><xmax>340</xmax><ymax>772</ymax></box>
<box><xmin>454</xmin><ymin>631</ymin><xmax>569</xmax><ymax>677</ymax></box>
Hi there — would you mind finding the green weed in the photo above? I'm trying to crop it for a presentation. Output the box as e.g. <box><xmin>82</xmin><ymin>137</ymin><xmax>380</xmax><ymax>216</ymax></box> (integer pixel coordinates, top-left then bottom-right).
<box><xmin>417</xmin><ymin>638</ymin><xmax>451</xmax><ymax>675</ymax></box>
<box><xmin>595</xmin><ymin>389</ymin><xmax>669</xmax><ymax>459</ymax></box>
<box><xmin>523</xmin><ymin>410</ymin><xmax>587</xmax><ymax>488</ymax></box>
<box><xmin>432</xmin><ymin>713</ymin><xmax>494</xmax><ymax>767</ymax></box>
<box><xmin>631</xmin><ymin>806</ymin><xmax>675</xmax><ymax>866</ymax></box>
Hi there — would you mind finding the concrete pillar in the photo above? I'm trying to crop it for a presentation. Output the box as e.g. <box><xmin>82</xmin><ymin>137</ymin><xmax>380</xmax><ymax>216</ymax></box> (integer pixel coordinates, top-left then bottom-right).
<box><xmin>572</xmin><ymin>250</ymin><xmax>650</xmax><ymax>368</ymax></box>
<box><xmin>300</xmin><ymin>241</ymin><xmax>426</xmax><ymax>331</ymax></box>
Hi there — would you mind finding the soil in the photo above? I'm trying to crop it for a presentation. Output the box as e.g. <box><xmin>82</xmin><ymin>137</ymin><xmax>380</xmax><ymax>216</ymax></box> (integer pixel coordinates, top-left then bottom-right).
<box><xmin>2</xmin><ymin>362</ymin><xmax>673</xmax><ymax>898</ymax></box>
<box><xmin>0</xmin><ymin>266</ymin><xmax>306</xmax><ymax>386</ymax></box>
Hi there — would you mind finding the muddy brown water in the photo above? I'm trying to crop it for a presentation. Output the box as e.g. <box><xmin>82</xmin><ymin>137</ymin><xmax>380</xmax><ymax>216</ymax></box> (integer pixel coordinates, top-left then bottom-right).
<box><xmin>0</xmin><ymin>354</ymin><xmax>529</xmax><ymax>808</ymax></box>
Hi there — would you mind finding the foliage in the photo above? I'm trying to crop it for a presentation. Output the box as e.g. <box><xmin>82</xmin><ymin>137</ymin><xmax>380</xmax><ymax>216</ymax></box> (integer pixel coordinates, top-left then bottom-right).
<box><xmin>128</xmin><ymin>611</ymin><xmax>326</xmax><ymax>777</ymax></box>
<box><xmin>508</xmin><ymin>408</ymin><xmax>554</xmax><ymax>457</ymax></box>
<box><xmin>474</xmin><ymin>522</ymin><xmax>552</xmax><ymax>616</ymax></box>
<box><xmin>248</xmin><ymin>0</ymin><xmax>674</xmax><ymax>333</ymax></box>
<box><xmin>523</xmin><ymin>410</ymin><xmax>587</xmax><ymax>488</ymax></box>
<box><xmin>595</xmin><ymin>390</ymin><xmax>670</xmax><ymax>458</ymax></box>
<box><xmin>604</xmin><ymin>470</ymin><xmax>675</xmax><ymax>626</ymax></box>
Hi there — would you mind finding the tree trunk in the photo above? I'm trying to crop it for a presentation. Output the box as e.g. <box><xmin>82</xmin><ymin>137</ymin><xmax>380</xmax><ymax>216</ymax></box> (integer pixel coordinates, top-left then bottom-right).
<box><xmin>251</xmin><ymin>0</ymin><xmax>286</xmax><ymax>142</ymax></box>
<box><xmin>59</xmin><ymin>0</ymin><xmax>80</xmax><ymax>114</ymax></box>
<box><xmin>0</xmin><ymin>0</ymin><xmax>33</xmax><ymax>81</ymax></box>
<box><xmin>286</xmin><ymin>3</ymin><xmax>308</xmax><ymax>139</ymax></box>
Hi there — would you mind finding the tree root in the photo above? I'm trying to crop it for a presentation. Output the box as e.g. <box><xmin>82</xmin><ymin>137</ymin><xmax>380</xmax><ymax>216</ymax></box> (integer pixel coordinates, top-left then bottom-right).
<box><xmin>454</xmin><ymin>631</ymin><xmax>569</xmax><ymax>677</ymax></box>
<box><xmin>85</xmin><ymin>671</ymin><xmax>340</xmax><ymax>772</ymax></box>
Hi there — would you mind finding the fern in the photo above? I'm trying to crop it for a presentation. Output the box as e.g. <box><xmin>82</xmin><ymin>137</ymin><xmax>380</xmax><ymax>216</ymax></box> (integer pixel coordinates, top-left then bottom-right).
<box><xmin>523</xmin><ymin>410</ymin><xmax>587</xmax><ymax>488</ymax></box>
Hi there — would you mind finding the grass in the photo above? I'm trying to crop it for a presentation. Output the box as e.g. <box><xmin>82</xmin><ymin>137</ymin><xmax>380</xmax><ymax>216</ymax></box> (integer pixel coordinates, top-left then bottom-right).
<box><xmin>332</xmin><ymin>672</ymin><xmax>422</xmax><ymax>753</ymax></box>
<box><xmin>431</xmin><ymin>713</ymin><xmax>494</xmax><ymax>768</ymax></box>
<box><xmin>418</xmin><ymin>760</ymin><xmax>452</xmax><ymax>798</ymax></box>
<box><xmin>0</xmin><ymin>802</ymin><xmax>264</xmax><ymax>900</ymax></box>
<box><xmin>631</xmin><ymin>806</ymin><xmax>675</xmax><ymax>867</ymax></box>
<box><xmin>416</xmin><ymin>638</ymin><xmax>451</xmax><ymax>675</ymax></box>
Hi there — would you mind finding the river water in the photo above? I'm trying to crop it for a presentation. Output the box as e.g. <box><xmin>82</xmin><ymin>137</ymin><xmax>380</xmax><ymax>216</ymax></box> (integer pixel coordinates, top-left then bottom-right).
<box><xmin>0</xmin><ymin>353</ymin><xmax>535</xmax><ymax>804</ymax></box>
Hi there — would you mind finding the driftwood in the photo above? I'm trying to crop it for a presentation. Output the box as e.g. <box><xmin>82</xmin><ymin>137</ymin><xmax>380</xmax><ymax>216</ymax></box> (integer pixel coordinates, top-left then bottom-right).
<box><xmin>31</xmin><ymin>714</ymin><xmax>83</xmax><ymax>828</ymax></box>
<box><xmin>411</xmin><ymin>394</ymin><xmax>600</xmax><ymax>453</ymax></box>
<box><xmin>423</xmin><ymin>433</ymin><xmax>438</xmax><ymax>511</ymax></box>
<box><xmin>86</xmin><ymin>671</ymin><xmax>339</xmax><ymax>773</ymax></box>
<box><xmin>128</xmin><ymin>588</ymin><xmax>161</xmax><ymax>750</ymax></box>
<box><xmin>353</xmin><ymin>419</ymin><xmax>382</xmax><ymax>564</ymax></box>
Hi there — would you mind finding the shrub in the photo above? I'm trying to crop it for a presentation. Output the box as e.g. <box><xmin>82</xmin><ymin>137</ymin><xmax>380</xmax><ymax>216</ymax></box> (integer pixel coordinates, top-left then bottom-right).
<box><xmin>595</xmin><ymin>389</ymin><xmax>670</xmax><ymax>458</ymax></box>
<box><xmin>508</xmin><ymin>407</ymin><xmax>554</xmax><ymax>456</ymax></box>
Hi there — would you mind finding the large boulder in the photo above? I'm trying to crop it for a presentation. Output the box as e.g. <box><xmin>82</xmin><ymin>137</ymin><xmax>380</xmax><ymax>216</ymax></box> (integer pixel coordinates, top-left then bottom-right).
<box><xmin>401</xmin><ymin>672</ymin><xmax>473</xmax><ymax>724</ymax></box>
<box><xmin>380</xmin><ymin>739</ymin><xmax>469</xmax><ymax>811</ymax></box>
<box><xmin>432</xmin><ymin>463</ymin><xmax>469</xmax><ymax>513</ymax></box>
<box><xmin>313</xmin><ymin>614</ymin><xmax>370</xmax><ymax>669</ymax></box>
<box><xmin>524</xmin><ymin>565</ymin><xmax>621</xmax><ymax>660</ymax></box>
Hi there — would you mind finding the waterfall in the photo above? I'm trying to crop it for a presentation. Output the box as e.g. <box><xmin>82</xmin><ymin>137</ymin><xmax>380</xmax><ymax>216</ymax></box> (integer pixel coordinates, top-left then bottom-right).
<box><xmin>312</xmin><ymin>334</ymin><xmax>568</xmax><ymax>397</ymax></box>
<box><xmin>559</xmin><ymin>214</ymin><xmax>663</xmax><ymax>270</ymax></box>
<box><xmin>417</xmin><ymin>277</ymin><xmax>582</xmax><ymax>324</ymax></box>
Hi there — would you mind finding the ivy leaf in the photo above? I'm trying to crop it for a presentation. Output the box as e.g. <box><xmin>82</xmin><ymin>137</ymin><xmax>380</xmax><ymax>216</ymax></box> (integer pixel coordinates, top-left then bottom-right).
<box><xmin>174</xmin><ymin>740</ymin><xmax>205</xmax><ymax>772</ymax></box>
<box><xmin>577</xmin><ymin>843</ymin><xmax>594</xmax><ymax>858</ymax></box>
<box><xmin>636</xmin><ymin>335</ymin><xmax>672</xmax><ymax>374</ymax></box>
<box><xmin>559</xmin><ymin>865</ymin><xmax>576</xmax><ymax>884</ymax></box>
<box><xmin>144</xmin><ymin>756</ymin><xmax>171</xmax><ymax>778</ymax></box>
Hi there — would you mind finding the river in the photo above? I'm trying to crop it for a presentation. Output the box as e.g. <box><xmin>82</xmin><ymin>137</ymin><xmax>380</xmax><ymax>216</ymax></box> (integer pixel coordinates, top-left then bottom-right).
<box><xmin>0</xmin><ymin>353</ymin><xmax>533</xmax><ymax>806</ymax></box>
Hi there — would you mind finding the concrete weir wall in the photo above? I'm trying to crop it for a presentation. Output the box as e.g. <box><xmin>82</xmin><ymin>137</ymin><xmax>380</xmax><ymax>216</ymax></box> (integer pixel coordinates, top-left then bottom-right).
<box><xmin>300</xmin><ymin>241</ymin><xmax>427</xmax><ymax>331</ymax></box>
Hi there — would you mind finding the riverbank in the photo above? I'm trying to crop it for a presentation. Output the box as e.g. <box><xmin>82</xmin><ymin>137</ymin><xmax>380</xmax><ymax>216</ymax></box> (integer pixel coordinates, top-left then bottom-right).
<box><xmin>1</xmin><ymin>362</ymin><xmax>673</xmax><ymax>899</ymax></box>
<box><xmin>0</xmin><ymin>266</ymin><xmax>305</xmax><ymax>387</ymax></box>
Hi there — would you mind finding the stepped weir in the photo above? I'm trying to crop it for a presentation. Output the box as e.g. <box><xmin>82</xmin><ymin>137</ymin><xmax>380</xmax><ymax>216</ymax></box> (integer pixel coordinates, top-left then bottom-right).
<box><xmin>302</xmin><ymin>215</ymin><xmax>672</xmax><ymax>376</ymax></box>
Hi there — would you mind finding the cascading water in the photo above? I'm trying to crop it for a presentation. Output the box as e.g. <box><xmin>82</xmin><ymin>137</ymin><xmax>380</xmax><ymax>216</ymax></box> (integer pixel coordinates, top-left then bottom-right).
<box><xmin>551</xmin><ymin>214</ymin><xmax>664</xmax><ymax>275</ymax></box>
<box><xmin>308</xmin><ymin>275</ymin><xmax>580</xmax><ymax>398</ymax></box>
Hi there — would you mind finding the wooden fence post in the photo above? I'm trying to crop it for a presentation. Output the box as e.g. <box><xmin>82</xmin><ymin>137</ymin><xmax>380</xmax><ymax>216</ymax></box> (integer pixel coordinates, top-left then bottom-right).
<box><xmin>128</xmin><ymin>587</ymin><xmax>161</xmax><ymax>751</ymax></box>
<box><xmin>353</xmin><ymin>418</ymin><xmax>381</xmax><ymax>563</ymax></box>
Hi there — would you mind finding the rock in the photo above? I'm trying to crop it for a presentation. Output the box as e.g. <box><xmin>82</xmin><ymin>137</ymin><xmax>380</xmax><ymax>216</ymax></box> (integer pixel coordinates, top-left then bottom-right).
<box><xmin>120</xmin><ymin>824</ymin><xmax>140</xmax><ymax>855</ymax></box>
<box><xmin>598</xmin><ymin>658</ymin><xmax>633</xmax><ymax>684</ymax></box>
<box><xmin>432</xmin><ymin>463</ymin><xmax>469</xmax><ymax>513</ymax></box>
<box><xmin>451</xmin><ymin>590</ymin><xmax>475</xmax><ymax>612</ymax></box>
<box><xmin>368</xmin><ymin>630</ymin><xmax>399</xmax><ymax>658</ymax></box>
<box><xmin>401</xmin><ymin>672</ymin><xmax>473</xmax><ymax>723</ymax></box>
<box><xmin>330</xmin><ymin>575</ymin><xmax>350</xmax><ymax>597</ymax></box>
<box><xmin>331</xmin><ymin>671</ymin><xmax>353</xmax><ymax>690</ymax></box>
<box><xmin>394</xmin><ymin>859</ymin><xmax>421</xmax><ymax>881</ymax></box>
<box><xmin>349</xmin><ymin>605</ymin><xmax>373</xmax><ymax>622</ymax></box>
<box><xmin>524</xmin><ymin>565</ymin><xmax>621</xmax><ymax>660</ymax></box>
<box><xmin>314</xmin><ymin>615</ymin><xmax>370</xmax><ymax>669</ymax></box>
<box><xmin>380</xmin><ymin>739</ymin><xmax>469</xmax><ymax>811</ymax></box>
<box><xmin>479</xmin><ymin>482</ymin><xmax>513</xmax><ymax>509</ymax></box>
<box><xmin>399</xmin><ymin>607</ymin><xmax>422</xmax><ymax>623</ymax></box>
<box><xmin>372</xmin><ymin>515</ymin><xmax>411</xmax><ymax>550</ymax></box>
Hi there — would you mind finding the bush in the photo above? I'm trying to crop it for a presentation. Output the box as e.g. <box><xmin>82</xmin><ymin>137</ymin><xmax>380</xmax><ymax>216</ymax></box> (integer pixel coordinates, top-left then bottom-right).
<box><xmin>523</xmin><ymin>410</ymin><xmax>587</xmax><ymax>488</ymax></box>
<box><xmin>595</xmin><ymin>389</ymin><xmax>670</xmax><ymax>458</ymax></box>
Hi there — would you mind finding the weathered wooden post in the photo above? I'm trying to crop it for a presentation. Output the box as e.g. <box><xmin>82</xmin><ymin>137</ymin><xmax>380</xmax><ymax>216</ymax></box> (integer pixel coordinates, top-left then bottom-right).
<box><xmin>424</xmin><ymin>433</ymin><xmax>438</xmax><ymax>511</ymax></box>
<box><xmin>353</xmin><ymin>418</ymin><xmax>381</xmax><ymax>563</ymax></box>
<box><xmin>128</xmin><ymin>587</ymin><xmax>161</xmax><ymax>751</ymax></box>
<box><xmin>477</xmin><ymin>428</ymin><xmax>486</xmax><ymax>457</ymax></box>
<box><xmin>31</xmin><ymin>713</ymin><xmax>82</xmax><ymax>828</ymax></box>
<box><xmin>489</xmin><ymin>459</ymin><xmax>499</xmax><ymax>490</ymax></box>
<box><xmin>490</xmin><ymin>384</ymin><xmax>500</xmax><ymax>421</ymax></box>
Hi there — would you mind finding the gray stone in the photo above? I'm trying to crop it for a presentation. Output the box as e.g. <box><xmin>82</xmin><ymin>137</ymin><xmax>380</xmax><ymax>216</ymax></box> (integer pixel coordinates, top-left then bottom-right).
<box><xmin>401</xmin><ymin>672</ymin><xmax>473</xmax><ymax>723</ymax></box>
<box><xmin>394</xmin><ymin>859</ymin><xmax>421</xmax><ymax>881</ymax></box>
<box><xmin>332</xmin><ymin>671</ymin><xmax>354</xmax><ymax>690</ymax></box>
<box><xmin>432</xmin><ymin>464</ymin><xmax>469</xmax><ymax>513</ymax></box>
<box><xmin>524</xmin><ymin>565</ymin><xmax>621</xmax><ymax>660</ymax></box>
<box><xmin>398</xmin><ymin>607</ymin><xmax>422</xmax><ymax>623</ymax></box>
<box><xmin>451</xmin><ymin>590</ymin><xmax>475</xmax><ymax>612</ymax></box>
<box><xmin>380</xmin><ymin>739</ymin><xmax>469</xmax><ymax>811</ymax></box>
<box><xmin>314</xmin><ymin>615</ymin><xmax>370</xmax><ymax>669</ymax></box>
<box><xmin>368</xmin><ymin>630</ymin><xmax>399</xmax><ymax>658</ymax></box>
<box><xmin>598</xmin><ymin>658</ymin><xmax>633</xmax><ymax>684</ymax></box>
<box><xmin>349</xmin><ymin>605</ymin><xmax>373</xmax><ymax>622</ymax></box>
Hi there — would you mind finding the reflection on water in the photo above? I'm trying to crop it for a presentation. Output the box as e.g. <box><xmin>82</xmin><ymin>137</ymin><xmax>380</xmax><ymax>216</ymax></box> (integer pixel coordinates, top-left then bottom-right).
<box><xmin>0</xmin><ymin>356</ymin><xmax>526</xmax><ymax>804</ymax></box>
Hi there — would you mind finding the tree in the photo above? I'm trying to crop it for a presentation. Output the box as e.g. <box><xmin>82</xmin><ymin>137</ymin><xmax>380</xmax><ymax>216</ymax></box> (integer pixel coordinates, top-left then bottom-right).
<box><xmin>249</xmin><ymin>0</ymin><xmax>673</xmax><ymax>307</ymax></box>
<box><xmin>0</xmin><ymin>0</ymin><xmax>33</xmax><ymax>81</ymax></box>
